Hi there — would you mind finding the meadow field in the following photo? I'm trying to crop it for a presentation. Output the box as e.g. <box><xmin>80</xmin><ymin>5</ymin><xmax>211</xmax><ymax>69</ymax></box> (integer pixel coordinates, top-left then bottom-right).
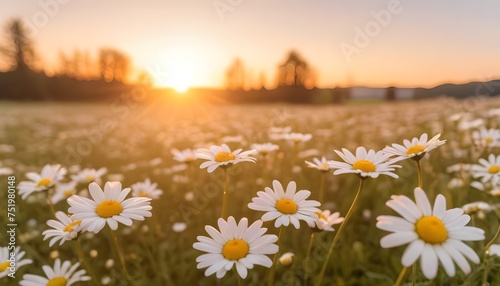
<box><xmin>1</xmin><ymin>96</ymin><xmax>500</xmax><ymax>286</ymax></box>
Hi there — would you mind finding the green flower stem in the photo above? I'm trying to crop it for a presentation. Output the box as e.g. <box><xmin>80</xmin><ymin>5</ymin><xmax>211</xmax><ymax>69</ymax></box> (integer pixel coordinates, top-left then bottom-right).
<box><xmin>237</xmin><ymin>273</ymin><xmax>243</xmax><ymax>286</ymax></box>
<box><xmin>46</xmin><ymin>189</ymin><xmax>56</xmax><ymax>217</ymax></box>
<box><xmin>76</xmin><ymin>236</ymin><xmax>99</xmax><ymax>286</ymax></box>
<box><xmin>268</xmin><ymin>225</ymin><xmax>285</xmax><ymax>286</ymax></box>
<box><xmin>221</xmin><ymin>168</ymin><xmax>229</xmax><ymax>219</ymax></box>
<box><xmin>304</xmin><ymin>231</ymin><xmax>316</xmax><ymax>284</ymax></box>
<box><xmin>394</xmin><ymin>266</ymin><xmax>410</xmax><ymax>286</ymax></box>
<box><xmin>415</xmin><ymin>160</ymin><xmax>423</xmax><ymax>188</ymax></box>
<box><xmin>482</xmin><ymin>224</ymin><xmax>500</xmax><ymax>286</ymax></box>
<box><xmin>316</xmin><ymin>178</ymin><xmax>366</xmax><ymax>286</ymax></box>
<box><xmin>412</xmin><ymin>263</ymin><xmax>416</xmax><ymax>286</ymax></box>
<box><xmin>109</xmin><ymin>228</ymin><xmax>131</xmax><ymax>282</ymax></box>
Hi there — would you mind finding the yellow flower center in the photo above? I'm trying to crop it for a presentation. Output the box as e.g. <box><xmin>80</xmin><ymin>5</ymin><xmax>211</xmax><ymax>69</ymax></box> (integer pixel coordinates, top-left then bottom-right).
<box><xmin>63</xmin><ymin>190</ymin><xmax>75</xmax><ymax>197</ymax></box>
<box><xmin>415</xmin><ymin>216</ymin><xmax>447</xmax><ymax>244</ymax></box>
<box><xmin>63</xmin><ymin>220</ymin><xmax>82</xmax><ymax>233</ymax></box>
<box><xmin>0</xmin><ymin>261</ymin><xmax>10</xmax><ymax>272</ymax></box>
<box><xmin>465</xmin><ymin>205</ymin><xmax>479</xmax><ymax>214</ymax></box>
<box><xmin>85</xmin><ymin>175</ymin><xmax>94</xmax><ymax>182</ymax></box>
<box><xmin>185</xmin><ymin>156</ymin><xmax>195</xmax><ymax>162</ymax></box>
<box><xmin>275</xmin><ymin>198</ymin><xmax>298</xmax><ymax>214</ymax></box>
<box><xmin>320</xmin><ymin>163</ymin><xmax>329</xmax><ymax>170</ymax></box>
<box><xmin>138</xmin><ymin>190</ymin><xmax>149</xmax><ymax>197</ymax></box>
<box><xmin>488</xmin><ymin>165</ymin><xmax>500</xmax><ymax>174</ymax></box>
<box><xmin>485</xmin><ymin>137</ymin><xmax>493</xmax><ymax>144</ymax></box>
<box><xmin>37</xmin><ymin>178</ymin><xmax>52</xmax><ymax>187</ymax></box>
<box><xmin>352</xmin><ymin>160</ymin><xmax>376</xmax><ymax>172</ymax></box>
<box><xmin>316</xmin><ymin>212</ymin><xmax>327</xmax><ymax>220</ymax></box>
<box><xmin>96</xmin><ymin>200</ymin><xmax>123</xmax><ymax>218</ymax></box>
<box><xmin>406</xmin><ymin>145</ymin><xmax>426</xmax><ymax>156</ymax></box>
<box><xmin>46</xmin><ymin>276</ymin><xmax>67</xmax><ymax>286</ymax></box>
<box><xmin>214</xmin><ymin>151</ymin><xmax>235</xmax><ymax>163</ymax></box>
<box><xmin>222</xmin><ymin>239</ymin><xmax>249</xmax><ymax>261</ymax></box>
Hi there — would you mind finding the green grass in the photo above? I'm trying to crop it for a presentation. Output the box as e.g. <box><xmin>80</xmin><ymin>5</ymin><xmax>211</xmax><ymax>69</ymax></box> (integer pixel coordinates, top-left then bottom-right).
<box><xmin>0</xmin><ymin>97</ymin><xmax>499</xmax><ymax>285</ymax></box>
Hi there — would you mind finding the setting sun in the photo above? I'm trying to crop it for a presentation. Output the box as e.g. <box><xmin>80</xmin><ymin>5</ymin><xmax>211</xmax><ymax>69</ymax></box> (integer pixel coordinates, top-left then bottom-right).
<box><xmin>150</xmin><ymin>45</ymin><xmax>201</xmax><ymax>92</ymax></box>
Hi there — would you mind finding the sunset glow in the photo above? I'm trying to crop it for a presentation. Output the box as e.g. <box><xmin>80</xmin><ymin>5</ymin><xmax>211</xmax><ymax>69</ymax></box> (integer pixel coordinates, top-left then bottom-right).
<box><xmin>0</xmin><ymin>1</ymin><xmax>499</xmax><ymax>89</ymax></box>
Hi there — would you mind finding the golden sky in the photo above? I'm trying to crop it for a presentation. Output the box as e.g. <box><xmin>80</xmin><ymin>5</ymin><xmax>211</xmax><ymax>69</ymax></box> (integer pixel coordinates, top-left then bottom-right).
<box><xmin>1</xmin><ymin>0</ymin><xmax>500</xmax><ymax>90</ymax></box>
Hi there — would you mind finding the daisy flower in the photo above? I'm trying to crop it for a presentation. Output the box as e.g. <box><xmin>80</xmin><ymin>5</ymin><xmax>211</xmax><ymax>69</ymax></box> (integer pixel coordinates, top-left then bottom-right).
<box><xmin>314</xmin><ymin>210</ymin><xmax>344</xmax><ymax>232</ymax></box>
<box><xmin>305</xmin><ymin>156</ymin><xmax>331</xmax><ymax>172</ymax></box>
<box><xmin>461</xmin><ymin>201</ymin><xmax>493</xmax><ymax>215</ymax></box>
<box><xmin>130</xmin><ymin>178</ymin><xmax>163</xmax><ymax>199</ymax></box>
<box><xmin>279</xmin><ymin>252</ymin><xmax>295</xmax><ymax>266</ymax></box>
<box><xmin>19</xmin><ymin>259</ymin><xmax>90</xmax><ymax>286</ymax></box>
<box><xmin>172</xmin><ymin>148</ymin><xmax>197</xmax><ymax>164</ymax></box>
<box><xmin>0</xmin><ymin>246</ymin><xmax>32</xmax><ymax>279</ymax></box>
<box><xmin>70</xmin><ymin>167</ymin><xmax>107</xmax><ymax>184</ymax></box>
<box><xmin>18</xmin><ymin>164</ymin><xmax>66</xmax><ymax>200</ymax></box>
<box><xmin>471</xmin><ymin>154</ymin><xmax>500</xmax><ymax>186</ymax></box>
<box><xmin>251</xmin><ymin>143</ymin><xmax>279</xmax><ymax>155</ymax></box>
<box><xmin>489</xmin><ymin>245</ymin><xmax>500</xmax><ymax>257</ymax></box>
<box><xmin>42</xmin><ymin>211</ymin><xmax>83</xmax><ymax>247</ymax></box>
<box><xmin>193</xmin><ymin>216</ymin><xmax>278</xmax><ymax>279</ymax></box>
<box><xmin>283</xmin><ymin>132</ymin><xmax>312</xmax><ymax>143</ymax></box>
<box><xmin>269</xmin><ymin>126</ymin><xmax>292</xmax><ymax>140</ymax></box>
<box><xmin>472</xmin><ymin>127</ymin><xmax>500</xmax><ymax>148</ymax></box>
<box><xmin>50</xmin><ymin>181</ymin><xmax>78</xmax><ymax>204</ymax></box>
<box><xmin>377</xmin><ymin>187</ymin><xmax>484</xmax><ymax>279</ymax></box>
<box><xmin>248</xmin><ymin>180</ymin><xmax>321</xmax><ymax>229</ymax></box>
<box><xmin>383</xmin><ymin>133</ymin><xmax>446</xmax><ymax>162</ymax></box>
<box><xmin>67</xmin><ymin>182</ymin><xmax>152</xmax><ymax>233</ymax></box>
<box><xmin>328</xmin><ymin>147</ymin><xmax>400</xmax><ymax>179</ymax></box>
<box><xmin>196</xmin><ymin>144</ymin><xmax>256</xmax><ymax>173</ymax></box>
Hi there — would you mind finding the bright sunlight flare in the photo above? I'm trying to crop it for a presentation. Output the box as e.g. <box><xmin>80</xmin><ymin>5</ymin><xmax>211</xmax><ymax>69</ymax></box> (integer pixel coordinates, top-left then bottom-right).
<box><xmin>150</xmin><ymin>46</ymin><xmax>201</xmax><ymax>93</ymax></box>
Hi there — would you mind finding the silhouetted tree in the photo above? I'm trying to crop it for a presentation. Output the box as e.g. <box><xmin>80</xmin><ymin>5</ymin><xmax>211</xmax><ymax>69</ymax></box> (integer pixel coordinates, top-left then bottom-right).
<box><xmin>98</xmin><ymin>48</ymin><xmax>130</xmax><ymax>82</ymax></box>
<box><xmin>225</xmin><ymin>57</ymin><xmax>245</xmax><ymax>90</ymax></box>
<box><xmin>258</xmin><ymin>71</ymin><xmax>267</xmax><ymax>90</ymax></box>
<box><xmin>386</xmin><ymin>86</ymin><xmax>396</xmax><ymax>101</ymax></box>
<box><xmin>58</xmin><ymin>49</ymin><xmax>99</xmax><ymax>79</ymax></box>
<box><xmin>0</xmin><ymin>19</ymin><xmax>36</xmax><ymax>71</ymax></box>
<box><xmin>277</xmin><ymin>50</ymin><xmax>314</xmax><ymax>88</ymax></box>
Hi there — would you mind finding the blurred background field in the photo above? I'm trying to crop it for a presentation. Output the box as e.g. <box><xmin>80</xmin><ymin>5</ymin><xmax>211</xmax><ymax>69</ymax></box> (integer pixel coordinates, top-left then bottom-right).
<box><xmin>1</xmin><ymin>97</ymin><xmax>500</xmax><ymax>285</ymax></box>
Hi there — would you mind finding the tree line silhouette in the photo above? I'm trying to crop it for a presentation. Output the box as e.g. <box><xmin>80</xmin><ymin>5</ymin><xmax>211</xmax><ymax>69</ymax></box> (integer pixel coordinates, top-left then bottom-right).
<box><xmin>0</xmin><ymin>18</ymin><xmax>135</xmax><ymax>101</ymax></box>
<box><xmin>0</xmin><ymin>18</ymin><xmax>351</xmax><ymax>103</ymax></box>
<box><xmin>3</xmin><ymin>18</ymin><xmax>487</xmax><ymax>103</ymax></box>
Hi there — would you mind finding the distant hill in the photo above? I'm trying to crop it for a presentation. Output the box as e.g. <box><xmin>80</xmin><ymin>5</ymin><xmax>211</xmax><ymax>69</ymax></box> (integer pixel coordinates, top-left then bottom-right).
<box><xmin>413</xmin><ymin>80</ymin><xmax>500</xmax><ymax>99</ymax></box>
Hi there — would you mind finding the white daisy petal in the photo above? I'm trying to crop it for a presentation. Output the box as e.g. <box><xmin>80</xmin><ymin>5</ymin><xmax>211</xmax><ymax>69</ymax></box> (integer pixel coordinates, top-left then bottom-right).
<box><xmin>248</xmin><ymin>180</ymin><xmax>320</xmax><ymax>230</ymax></box>
<box><xmin>68</xmin><ymin>181</ymin><xmax>152</xmax><ymax>234</ymax></box>
<box><xmin>401</xmin><ymin>239</ymin><xmax>425</xmax><ymax>267</ymax></box>
<box><xmin>378</xmin><ymin>186</ymin><xmax>484</xmax><ymax>280</ymax></box>
<box><xmin>380</xmin><ymin>232</ymin><xmax>418</xmax><ymax>248</ymax></box>
<box><xmin>420</xmin><ymin>244</ymin><xmax>439</xmax><ymax>279</ymax></box>
<box><xmin>19</xmin><ymin>259</ymin><xmax>89</xmax><ymax>285</ymax></box>
<box><xmin>193</xmin><ymin>216</ymin><xmax>278</xmax><ymax>279</ymax></box>
<box><xmin>434</xmin><ymin>244</ymin><xmax>456</xmax><ymax>277</ymax></box>
<box><xmin>414</xmin><ymin>188</ymin><xmax>432</xmax><ymax>216</ymax></box>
